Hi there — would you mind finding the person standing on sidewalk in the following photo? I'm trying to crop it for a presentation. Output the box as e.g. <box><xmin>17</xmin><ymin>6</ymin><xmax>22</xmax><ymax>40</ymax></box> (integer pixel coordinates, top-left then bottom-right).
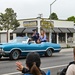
<box><xmin>66</xmin><ymin>47</ymin><xmax>75</xmax><ymax>75</ymax></box>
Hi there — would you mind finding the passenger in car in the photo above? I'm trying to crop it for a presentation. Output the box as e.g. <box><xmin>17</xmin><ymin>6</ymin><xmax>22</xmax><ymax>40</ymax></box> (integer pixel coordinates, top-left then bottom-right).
<box><xmin>39</xmin><ymin>29</ymin><xmax>47</xmax><ymax>42</ymax></box>
<box><xmin>16</xmin><ymin>52</ymin><xmax>46</xmax><ymax>75</ymax></box>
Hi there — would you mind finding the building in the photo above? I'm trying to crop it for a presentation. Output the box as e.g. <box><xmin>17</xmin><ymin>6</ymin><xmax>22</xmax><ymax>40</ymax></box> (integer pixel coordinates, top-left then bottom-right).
<box><xmin>0</xmin><ymin>18</ymin><xmax>75</xmax><ymax>44</ymax></box>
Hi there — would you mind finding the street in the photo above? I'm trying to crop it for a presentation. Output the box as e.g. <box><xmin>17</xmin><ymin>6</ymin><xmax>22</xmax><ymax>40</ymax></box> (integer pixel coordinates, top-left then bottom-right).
<box><xmin>0</xmin><ymin>48</ymin><xmax>73</xmax><ymax>75</ymax></box>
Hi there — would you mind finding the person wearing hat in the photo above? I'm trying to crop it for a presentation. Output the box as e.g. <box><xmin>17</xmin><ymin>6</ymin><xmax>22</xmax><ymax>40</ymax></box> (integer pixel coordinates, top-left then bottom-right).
<box><xmin>16</xmin><ymin>52</ymin><xmax>46</xmax><ymax>75</ymax></box>
<box><xmin>31</xmin><ymin>29</ymin><xmax>39</xmax><ymax>43</ymax></box>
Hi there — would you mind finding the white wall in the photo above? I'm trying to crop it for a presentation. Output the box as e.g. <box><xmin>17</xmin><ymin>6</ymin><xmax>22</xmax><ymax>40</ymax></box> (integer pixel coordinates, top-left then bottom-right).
<box><xmin>18</xmin><ymin>18</ymin><xmax>38</xmax><ymax>27</ymax></box>
<box><xmin>73</xmin><ymin>33</ymin><xmax>75</xmax><ymax>43</ymax></box>
<box><xmin>18</xmin><ymin>19</ymin><xmax>74</xmax><ymax>28</ymax></box>
<box><xmin>53</xmin><ymin>20</ymin><xmax>74</xmax><ymax>28</ymax></box>
<box><xmin>18</xmin><ymin>20</ymin><xmax>24</xmax><ymax>27</ymax></box>
<box><xmin>1</xmin><ymin>34</ymin><xmax>7</xmax><ymax>43</ymax></box>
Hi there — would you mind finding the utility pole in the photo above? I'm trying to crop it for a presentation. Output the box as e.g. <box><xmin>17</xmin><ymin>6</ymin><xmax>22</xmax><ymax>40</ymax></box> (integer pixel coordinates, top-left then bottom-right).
<box><xmin>49</xmin><ymin>0</ymin><xmax>57</xmax><ymax>42</ymax></box>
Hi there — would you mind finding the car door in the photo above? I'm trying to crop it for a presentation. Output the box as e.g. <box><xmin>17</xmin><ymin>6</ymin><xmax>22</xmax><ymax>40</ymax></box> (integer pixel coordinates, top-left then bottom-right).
<box><xmin>21</xmin><ymin>42</ymin><xmax>46</xmax><ymax>56</ymax></box>
<box><xmin>25</xmin><ymin>43</ymin><xmax>45</xmax><ymax>52</ymax></box>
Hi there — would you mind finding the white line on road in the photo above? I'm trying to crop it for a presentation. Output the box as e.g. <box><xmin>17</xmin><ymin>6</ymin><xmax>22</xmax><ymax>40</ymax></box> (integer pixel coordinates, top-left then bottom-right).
<box><xmin>1</xmin><ymin>72</ymin><xmax>21</xmax><ymax>75</ymax></box>
<box><xmin>41</xmin><ymin>64</ymin><xmax>67</xmax><ymax>70</ymax></box>
<box><xmin>1</xmin><ymin>64</ymin><xmax>67</xmax><ymax>75</ymax></box>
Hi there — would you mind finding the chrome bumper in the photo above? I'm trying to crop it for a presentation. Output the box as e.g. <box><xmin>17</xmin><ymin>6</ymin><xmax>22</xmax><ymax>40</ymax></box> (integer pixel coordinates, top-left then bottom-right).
<box><xmin>0</xmin><ymin>48</ymin><xmax>5</xmax><ymax>55</ymax></box>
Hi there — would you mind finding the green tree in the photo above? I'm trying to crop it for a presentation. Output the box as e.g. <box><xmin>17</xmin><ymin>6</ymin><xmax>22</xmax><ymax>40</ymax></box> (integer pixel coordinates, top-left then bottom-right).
<box><xmin>41</xmin><ymin>19</ymin><xmax>54</xmax><ymax>30</ymax></box>
<box><xmin>0</xmin><ymin>8</ymin><xmax>20</xmax><ymax>42</ymax></box>
<box><xmin>49</xmin><ymin>12</ymin><xmax>58</xmax><ymax>20</ymax></box>
<box><xmin>41</xmin><ymin>18</ymin><xmax>54</xmax><ymax>42</ymax></box>
<box><xmin>67</xmin><ymin>16</ymin><xmax>75</xmax><ymax>23</ymax></box>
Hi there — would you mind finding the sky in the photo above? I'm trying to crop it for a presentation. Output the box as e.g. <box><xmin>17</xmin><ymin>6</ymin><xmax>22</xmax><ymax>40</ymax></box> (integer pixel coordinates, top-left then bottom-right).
<box><xmin>0</xmin><ymin>0</ymin><xmax>75</xmax><ymax>20</ymax></box>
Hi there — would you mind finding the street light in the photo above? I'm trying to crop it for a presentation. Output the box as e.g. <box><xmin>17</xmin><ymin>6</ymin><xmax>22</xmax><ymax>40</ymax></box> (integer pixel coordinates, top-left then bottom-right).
<box><xmin>50</xmin><ymin>0</ymin><xmax>57</xmax><ymax>19</ymax></box>
<box><xmin>49</xmin><ymin>0</ymin><xmax>57</xmax><ymax>42</ymax></box>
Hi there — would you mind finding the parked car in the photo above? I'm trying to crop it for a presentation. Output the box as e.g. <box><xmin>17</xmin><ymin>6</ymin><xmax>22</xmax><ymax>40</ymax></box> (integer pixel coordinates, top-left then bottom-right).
<box><xmin>0</xmin><ymin>37</ymin><xmax>61</xmax><ymax>60</ymax></box>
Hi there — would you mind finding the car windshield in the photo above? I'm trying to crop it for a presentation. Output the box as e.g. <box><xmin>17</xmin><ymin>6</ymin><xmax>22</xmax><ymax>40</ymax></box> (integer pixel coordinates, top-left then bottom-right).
<box><xmin>9</xmin><ymin>37</ymin><xmax>28</xmax><ymax>43</ymax></box>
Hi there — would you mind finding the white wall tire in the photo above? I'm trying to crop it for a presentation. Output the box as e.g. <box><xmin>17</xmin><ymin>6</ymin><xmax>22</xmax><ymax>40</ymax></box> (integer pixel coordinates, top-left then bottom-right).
<box><xmin>10</xmin><ymin>50</ymin><xmax>20</xmax><ymax>60</ymax></box>
<box><xmin>45</xmin><ymin>49</ymin><xmax>52</xmax><ymax>57</ymax></box>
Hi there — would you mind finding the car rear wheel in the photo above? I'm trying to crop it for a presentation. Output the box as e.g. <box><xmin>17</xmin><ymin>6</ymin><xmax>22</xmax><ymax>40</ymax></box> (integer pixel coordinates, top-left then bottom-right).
<box><xmin>10</xmin><ymin>50</ymin><xmax>20</xmax><ymax>60</ymax></box>
<box><xmin>45</xmin><ymin>49</ymin><xmax>52</xmax><ymax>57</ymax></box>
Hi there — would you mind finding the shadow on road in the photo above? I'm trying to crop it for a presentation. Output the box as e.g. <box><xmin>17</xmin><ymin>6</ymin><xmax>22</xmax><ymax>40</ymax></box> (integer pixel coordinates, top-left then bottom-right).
<box><xmin>0</xmin><ymin>53</ymin><xmax>63</xmax><ymax>61</ymax></box>
<box><xmin>0</xmin><ymin>56</ymin><xmax>26</xmax><ymax>61</ymax></box>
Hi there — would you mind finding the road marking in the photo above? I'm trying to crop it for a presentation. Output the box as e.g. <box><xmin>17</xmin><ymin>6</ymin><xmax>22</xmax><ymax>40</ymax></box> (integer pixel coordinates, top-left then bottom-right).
<box><xmin>1</xmin><ymin>72</ymin><xmax>21</xmax><ymax>75</ymax></box>
<box><xmin>41</xmin><ymin>64</ymin><xmax>67</xmax><ymax>70</ymax></box>
<box><xmin>1</xmin><ymin>64</ymin><xmax>67</xmax><ymax>75</ymax></box>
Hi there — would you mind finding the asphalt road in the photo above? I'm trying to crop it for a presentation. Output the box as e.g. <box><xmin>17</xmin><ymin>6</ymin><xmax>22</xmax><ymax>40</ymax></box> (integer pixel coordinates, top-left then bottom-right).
<box><xmin>0</xmin><ymin>48</ymin><xmax>73</xmax><ymax>75</ymax></box>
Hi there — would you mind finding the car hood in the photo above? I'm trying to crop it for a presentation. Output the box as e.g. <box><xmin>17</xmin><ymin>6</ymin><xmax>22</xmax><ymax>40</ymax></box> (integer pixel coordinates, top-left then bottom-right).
<box><xmin>0</xmin><ymin>43</ymin><xmax>18</xmax><ymax>48</ymax></box>
<box><xmin>0</xmin><ymin>43</ymin><xmax>14</xmax><ymax>45</ymax></box>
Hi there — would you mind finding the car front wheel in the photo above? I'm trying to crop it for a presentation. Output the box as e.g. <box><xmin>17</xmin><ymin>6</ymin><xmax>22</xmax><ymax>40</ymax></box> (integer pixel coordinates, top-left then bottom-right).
<box><xmin>45</xmin><ymin>49</ymin><xmax>52</xmax><ymax>57</ymax></box>
<box><xmin>10</xmin><ymin>50</ymin><xmax>20</xmax><ymax>60</ymax></box>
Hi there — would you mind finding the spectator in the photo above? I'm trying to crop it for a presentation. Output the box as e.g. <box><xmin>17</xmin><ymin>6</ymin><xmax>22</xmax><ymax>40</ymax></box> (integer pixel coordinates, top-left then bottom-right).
<box><xmin>40</xmin><ymin>29</ymin><xmax>47</xmax><ymax>42</ymax></box>
<box><xmin>66</xmin><ymin>47</ymin><xmax>75</xmax><ymax>75</ymax></box>
<box><xmin>31</xmin><ymin>29</ymin><xmax>39</xmax><ymax>43</ymax></box>
<box><xmin>16</xmin><ymin>52</ymin><xmax>46</xmax><ymax>75</ymax></box>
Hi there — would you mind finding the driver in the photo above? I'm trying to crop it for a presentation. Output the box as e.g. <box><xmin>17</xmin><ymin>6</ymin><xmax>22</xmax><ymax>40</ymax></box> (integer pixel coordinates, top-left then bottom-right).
<box><xmin>28</xmin><ymin>39</ymin><xmax>32</xmax><ymax>43</ymax></box>
<box><xmin>31</xmin><ymin>29</ymin><xmax>39</xmax><ymax>43</ymax></box>
<box><xmin>36</xmin><ymin>39</ymin><xmax>41</xmax><ymax>44</ymax></box>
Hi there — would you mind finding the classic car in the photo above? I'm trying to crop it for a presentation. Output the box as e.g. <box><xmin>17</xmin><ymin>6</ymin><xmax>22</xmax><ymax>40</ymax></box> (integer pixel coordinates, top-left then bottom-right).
<box><xmin>0</xmin><ymin>37</ymin><xmax>61</xmax><ymax>60</ymax></box>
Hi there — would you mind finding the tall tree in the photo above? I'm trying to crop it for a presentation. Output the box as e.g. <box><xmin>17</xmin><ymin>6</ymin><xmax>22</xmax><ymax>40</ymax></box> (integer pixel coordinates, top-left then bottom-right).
<box><xmin>41</xmin><ymin>19</ymin><xmax>54</xmax><ymax>30</ymax></box>
<box><xmin>41</xmin><ymin>18</ymin><xmax>54</xmax><ymax>42</ymax></box>
<box><xmin>49</xmin><ymin>12</ymin><xmax>58</xmax><ymax>20</ymax></box>
<box><xmin>67</xmin><ymin>16</ymin><xmax>75</xmax><ymax>23</ymax></box>
<box><xmin>0</xmin><ymin>8</ymin><xmax>20</xmax><ymax>42</ymax></box>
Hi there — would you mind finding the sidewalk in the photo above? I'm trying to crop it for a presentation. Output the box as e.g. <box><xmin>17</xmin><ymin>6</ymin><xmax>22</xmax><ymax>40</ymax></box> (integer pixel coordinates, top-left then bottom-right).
<box><xmin>60</xmin><ymin>43</ymin><xmax>75</xmax><ymax>48</ymax></box>
<box><xmin>60</xmin><ymin>48</ymin><xmax>73</xmax><ymax>52</ymax></box>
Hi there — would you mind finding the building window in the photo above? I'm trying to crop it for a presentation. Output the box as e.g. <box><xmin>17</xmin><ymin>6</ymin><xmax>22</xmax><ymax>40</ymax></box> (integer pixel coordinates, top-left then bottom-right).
<box><xmin>52</xmin><ymin>33</ymin><xmax>57</xmax><ymax>43</ymax></box>
<box><xmin>67</xmin><ymin>33</ymin><xmax>73</xmax><ymax>43</ymax></box>
<box><xmin>59</xmin><ymin>33</ymin><xmax>65</xmax><ymax>43</ymax></box>
<box><xmin>10</xmin><ymin>33</ymin><xmax>13</xmax><ymax>40</ymax></box>
<box><xmin>46</xmin><ymin>33</ymin><xmax>49</xmax><ymax>42</ymax></box>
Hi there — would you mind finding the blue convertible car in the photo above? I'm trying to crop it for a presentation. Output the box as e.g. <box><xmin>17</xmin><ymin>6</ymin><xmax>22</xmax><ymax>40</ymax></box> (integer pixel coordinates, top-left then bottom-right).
<box><xmin>0</xmin><ymin>37</ymin><xmax>61</xmax><ymax>60</ymax></box>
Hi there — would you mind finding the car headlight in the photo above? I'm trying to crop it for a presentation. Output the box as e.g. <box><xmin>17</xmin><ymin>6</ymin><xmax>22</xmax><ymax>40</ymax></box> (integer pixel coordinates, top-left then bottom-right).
<box><xmin>0</xmin><ymin>48</ymin><xmax>4</xmax><ymax>52</ymax></box>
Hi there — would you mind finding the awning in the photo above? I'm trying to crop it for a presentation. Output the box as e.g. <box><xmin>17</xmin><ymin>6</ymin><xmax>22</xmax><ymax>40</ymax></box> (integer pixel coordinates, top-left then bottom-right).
<box><xmin>68</xmin><ymin>28</ymin><xmax>75</xmax><ymax>33</ymax></box>
<box><xmin>13</xmin><ymin>27</ymin><xmax>74</xmax><ymax>33</ymax></box>
<box><xmin>43</xmin><ymin>28</ymin><xmax>54</xmax><ymax>33</ymax></box>
<box><xmin>23</xmin><ymin>27</ymin><xmax>37</xmax><ymax>33</ymax></box>
<box><xmin>13</xmin><ymin>28</ymin><xmax>26</xmax><ymax>33</ymax></box>
<box><xmin>53</xmin><ymin>28</ymin><xmax>61</xmax><ymax>33</ymax></box>
<box><xmin>59</xmin><ymin>28</ymin><xmax>70</xmax><ymax>33</ymax></box>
